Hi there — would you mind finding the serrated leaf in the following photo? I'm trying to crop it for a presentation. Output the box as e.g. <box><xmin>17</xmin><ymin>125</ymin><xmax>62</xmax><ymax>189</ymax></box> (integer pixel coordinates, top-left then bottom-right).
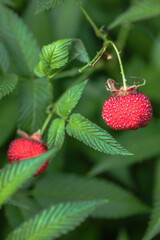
<box><xmin>6</xmin><ymin>200</ymin><xmax>106</xmax><ymax>240</ymax></box>
<box><xmin>48</xmin><ymin>118</ymin><xmax>65</xmax><ymax>150</ymax></box>
<box><xmin>55</xmin><ymin>80</ymin><xmax>88</xmax><ymax>119</ymax></box>
<box><xmin>32</xmin><ymin>173</ymin><xmax>150</xmax><ymax>219</ymax></box>
<box><xmin>109</xmin><ymin>0</ymin><xmax>160</xmax><ymax>29</ymax></box>
<box><xmin>66</xmin><ymin>114</ymin><xmax>131</xmax><ymax>155</ymax></box>
<box><xmin>0</xmin><ymin>97</ymin><xmax>18</xmax><ymax>147</ymax></box>
<box><xmin>0</xmin><ymin>41</ymin><xmax>9</xmax><ymax>72</ymax></box>
<box><xmin>34</xmin><ymin>39</ymin><xmax>72</xmax><ymax>78</ymax></box>
<box><xmin>35</xmin><ymin>0</ymin><xmax>64</xmax><ymax>14</ymax></box>
<box><xmin>0</xmin><ymin>74</ymin><xmax>18</xmax><ymax>100</ymax></box>
<box><xmin>88</xmin><ymin>121</ymin><xmax>160</xmax><ymax>177</ymax></box>
<box><xmin>0</xmin><ymin>5</ymin><xmax>39</xmax><ymax>77</ymax></box>
<box><xmin>142</xmin><ymin>158</ymin><xmax>160</xmax><ymax>240</ymax></box>
<box><xmin>18</xmin><ymin>78</ymin><xmax>50</xmax><ymax>134</ymax></box>
<box><xmin>69</xmin><ymin>39</ymin><xmax>90</xmax><ymax>63</ymax></box>
<box><xmin>0</xmin><ymin>150</ymin><xmax>54</xmax><ymax>207</ymax></box>
<box><xmin>14</xmin><ymin>194</ymin><xmax>41</xmax><ymax>221</ymax></box>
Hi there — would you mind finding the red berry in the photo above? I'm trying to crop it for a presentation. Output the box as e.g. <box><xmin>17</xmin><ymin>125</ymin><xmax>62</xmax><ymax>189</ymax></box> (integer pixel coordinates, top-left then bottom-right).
<box><xmin>7</xmin><ymin>138</ymin><xmax>48</xmax><ymax>176</ymax></box>
<box><xmin>102</xmin><ymin>92</ymin><xmax>152</xmax><ymax>130</ymax></box>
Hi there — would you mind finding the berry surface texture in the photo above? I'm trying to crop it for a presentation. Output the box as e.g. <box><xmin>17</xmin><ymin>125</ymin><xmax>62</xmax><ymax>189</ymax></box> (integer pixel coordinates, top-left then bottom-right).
<box><xmin>102</xmin><ymin>92</ymin><xmax>152</xmax><ymax>130</ymax></box>
<box><xmin>7</xmin><ymin>138</ymin><xmax>48</xmax><ymax>176</ymax></box>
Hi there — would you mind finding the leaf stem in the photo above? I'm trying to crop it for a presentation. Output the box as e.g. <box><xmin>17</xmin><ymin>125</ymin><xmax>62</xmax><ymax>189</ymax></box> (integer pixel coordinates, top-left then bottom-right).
<box><xmin>78</xmin><ymin>3</ymin><xmax>127</xmax><ymax>89</ymax></box>
<box><xmin>79</xmin><ymin>46</ymin><xmax>106</xmax><ymax>72</ymax></box>
<box><xmin>40</xmin><ymin>111</ymin><xmax>53</xmax><ymax>136</ymax></box>
<box><xmin>47</xmin><ymin>77</ymin><xmax>53</xmax><ymax>104</ymax></box>
<box><xmin>106</xmin><ymin>41</ymin><xmax>127</xmax><ymax>90</ymax></box>
<box><xmin>78</xmin><ymin>3</ymin><xmax>107</xmax><ymax>42</ymax></box>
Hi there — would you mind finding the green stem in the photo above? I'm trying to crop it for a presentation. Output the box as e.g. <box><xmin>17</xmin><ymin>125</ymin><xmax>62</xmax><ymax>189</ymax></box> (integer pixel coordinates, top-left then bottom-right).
<box><xmin>40</xmin><ymin>111</ymin><xmax>53</xmax><ymax>136</ymax></box>
<box><xmin>78</xmin><ymin>3</ymin><xmax>107</xmax><ymax>42</ymax></box>
<box><xmin>78</xmin><ymin>3</ymin><xmax>127</xmax><ymax>90</ymax></box>
<box><xmin>106</xmin><ymin>41</ymin><xmax>127</xmax><ymax>90</ymax></box>
<box><xmin>79</xmin><ymin>46</ymin><xmax>106</xmax><ymax>72</ymax></box>
<box><xmin>47</xmin><ymin>77</ymin><xmax>53</xmax><ymax>104</ymax></box>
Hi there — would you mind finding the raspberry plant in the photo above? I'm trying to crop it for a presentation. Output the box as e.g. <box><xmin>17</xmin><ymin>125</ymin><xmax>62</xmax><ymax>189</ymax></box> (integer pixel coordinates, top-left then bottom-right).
<box><xmin>0</xmin><ymin>0</ymin><xmax>160</xmax><ymax>240</ymax></box>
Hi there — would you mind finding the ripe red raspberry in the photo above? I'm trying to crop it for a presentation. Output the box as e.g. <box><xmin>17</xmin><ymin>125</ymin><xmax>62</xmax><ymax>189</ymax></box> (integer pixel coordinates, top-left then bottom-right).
<box><xmin>102</xmin><ymin>79</ymin><xmax>152</xmax><ymax>130</ymax></box>
<box><xmin>7</xmin><ymin>130</ymin><xmax>48</xmax><ymax>176</ymax></box>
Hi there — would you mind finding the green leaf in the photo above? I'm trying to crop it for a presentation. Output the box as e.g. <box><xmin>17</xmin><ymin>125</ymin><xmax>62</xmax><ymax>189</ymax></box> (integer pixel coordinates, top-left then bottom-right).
<box><xmin>0</xmin><ymin>150</ymin><xmax>54</xmax><ymax>207</ymax></box>
<box><xmin>48</xmin><ymin>118</ymin><xmax>65</xmax><ymax>150</ymax></box>
<box><xmin>69</xmin><ymin>39</ymin><xmax>90</xmax><ymax>63</ymax></box>
<box><xmin>4</xmin><ymin>204</ymin><xmax>24</xmax><ymax>230</ymax></box>
<box><xmin>18</xmin><ymin>78</ymin><xmax>50</xmax><ymax>134</ymax></box>
<box><xmin>9</xmin><ymin>194</ymin><xmax>42</xmax><ymax>221</ymax></box>
<box><xmin>34</xmin><ymin>39</ymin><xmax>72</xmax><ymax>78</ymax></box>
<box><xmin>0</xmin><ymin>41</ymin><xmax>9</xmax><ymax>72</ymax></box>
<box><xmin>109</xmin><ymin>0</ymin><xmax>160</xmax><ymax>29</ymax></box>
<box><xmin>0</xmin><ymin>5</ymin><xmax>39</xmax><ymax>77</ymax></box>
<box><xmin>35</xmin><ymin>0</ymin><xmax>64</xmax><ymax>14</ymax></box>
<box><xmin>55</xmin><ymin>80</ymin><xmax>88</xmax><ymax>119</ymax></box>
<box><xmin>0</xmin><ymin>97</ymin><xmax>18</xmax><ymax>147</ymax></box>
<box><xmin>0</xmin><ymin>74</ymin><xmax>18</xmax><ymax>100</ymax></box>
<box><xmin>88</xmin><ymin>121</ymin><xmax>160</xmax><ymax>176</ymax></box>
<box><xmin>6</xmin><ymin>200</ymin><xmax>106</xmax><ymax>240</ymax></box>
<box><xmin>32</xmin><ymin>173</ymin><xmax>150</xmax><ymax>219</ymax></box>
<box><xmin>66</xmin><ymin>114</ymin><xmax>131</xmax><ymax>155</ymax></box>
<box><xmin>142</xmin><ymin>158</ymin><xmax>160</xmax><ymax>240</ymax></box>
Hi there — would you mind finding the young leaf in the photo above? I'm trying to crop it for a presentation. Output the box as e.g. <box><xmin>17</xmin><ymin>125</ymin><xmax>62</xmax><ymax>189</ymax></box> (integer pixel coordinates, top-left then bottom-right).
<box><xmin>88</xmin><ymin>121</ymin><xmax>160</xmax><ymax>176</ymax></box>
<box><xmin>0</xmin><ymin>5</ymin><xmax>39</xmax><ymax>77</ymax></box>
<box><xmin>18</xmin><ymin>78</ymin><xmax>50</xmax><ymax>134</ymax></box>
<box><xmin>142</xmin><ymin>158</ymin><xmax>160</xmax><ymax>240</ymax></box>
<box><xmin>109</xmin><ymin>0</ymin><xmax>160</xmax><ymax>29</ymax></box>
<box><xmin>55</xmin><ymin>80</ymin><xmax>88</xmax><ymax>119</ymax></box>
<box><xmin>66</xmin><ymin>113</ymin><xmax>132</xmax><ymax>155</ymax></box>
<box><xmin>6</xmin><ymin>200</ymin><xmax>107</xmax><ymax>240</ymax></box>
<box><xmin>35</xmin><ymin>0</ymin><xmax>64</xmax><ymax>15</ymax></box>
<box><xmin>34</xmin><ymin>39</ymin><xmax>72</xmax><ymax>78</ymax></box>
<box><xmin>0</xmin><ymin>150</ymin><xmax>54</xmax><ymax>207</ymax></box>
<box><xmin>32</xmin><ymin>173</ymin><xmax>150</xmax><ymax>219</ymax></box>
<box><xmin>0</xmin><ymin>41</ymin><xmax>9</xmax><ymax>72</ymax></box>
<box><xmin>0</xmin><ymin>74</ymin><xmax>18</xmax><ymax>100</ymax></box>
<box><xmin>69</xmin><ymin>39</ymin><xmax>90</xmax><ymax>63</ymax></box>
<box><xmin>48</xmin><ymin>118</ymin><xmax>65</xmax><ymax>150</ymax></box>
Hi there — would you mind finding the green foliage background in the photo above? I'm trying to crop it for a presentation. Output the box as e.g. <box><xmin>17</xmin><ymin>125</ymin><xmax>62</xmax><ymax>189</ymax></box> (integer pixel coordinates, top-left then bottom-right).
<box><xmin>0</xmin><ymin>0</ymin><xmax>160</xmax><ymax>240</ymax></box>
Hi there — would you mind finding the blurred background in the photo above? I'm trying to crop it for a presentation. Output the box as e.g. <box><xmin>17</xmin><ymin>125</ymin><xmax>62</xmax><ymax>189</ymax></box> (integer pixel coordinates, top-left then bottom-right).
<box><xmin>0</xmin><ymin>0</ymin><xmax>160</xmax><ymax>239</ymax></box>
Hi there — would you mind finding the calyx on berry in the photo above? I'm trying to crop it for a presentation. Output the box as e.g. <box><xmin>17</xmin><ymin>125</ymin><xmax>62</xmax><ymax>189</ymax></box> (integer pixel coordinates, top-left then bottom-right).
<box><xmin>105</xmin><ymin>78</ymin><xmax>146</xmax><ymax>97</ymax></box>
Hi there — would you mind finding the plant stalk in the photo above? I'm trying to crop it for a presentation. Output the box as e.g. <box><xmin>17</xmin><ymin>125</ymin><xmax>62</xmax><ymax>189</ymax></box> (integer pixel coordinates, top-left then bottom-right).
<box><xmin>106</xmin><ymin>41</ymin><xmax>127</xmax><ymax>90</ymax></box>
<box><xmin>47</xmin><ymin>77</ymin><xmax>53</xmax><ymax>104</ymax></box>
<box><xmin>40</xmin><ymin>111</ymin><xmax>53</xmax><ymax>136</ymax></box>
<box><xmin>78</xmin><ymin>3</ymin><xmax>127</xmax><ymax>89</ymax></box>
